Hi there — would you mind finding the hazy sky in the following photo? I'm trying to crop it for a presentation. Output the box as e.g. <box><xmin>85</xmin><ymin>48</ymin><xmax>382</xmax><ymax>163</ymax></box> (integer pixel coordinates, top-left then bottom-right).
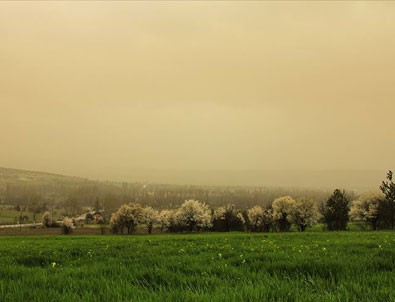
<box><xmin>1</xmin><ymin>1</ymin><xmax>394</xmax><ymax>179</ymax></box>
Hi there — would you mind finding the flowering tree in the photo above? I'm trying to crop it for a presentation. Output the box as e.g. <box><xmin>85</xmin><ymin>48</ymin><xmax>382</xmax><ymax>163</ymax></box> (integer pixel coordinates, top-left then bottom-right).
<box><xmin>177</xmin><ymin>199</ymin><xmax>212</xmax><ymax>232</ymax></box>
<box><xmin>292</xmin><ymin>198</ymin><xmax>319</xmax><ymax>232</ymax></box>
<box><xmin>142</xmin><ymin>206</ymin><xmax>159</xmax><ymax>234</ymax></box>
<box><xmin>247</xmin><ymin>206</ymin><xmax>273</xmax><ymax>232</ymax></box>
<box><xmin>212</xmin><ymin>204</ymin><xmax>245</xmax><ymax>232</ymax></box>
<box><xmin>110</xmin><ymin>203</ymin><xmax>144</xmax><ymax>234</ymax></box>
<box><xmin>247</xmin><ymin>206</ymin><xmax>263</xmax><ymax>231</ymax></box>
<box><xmin>157</xmin><ymin>209</ymin><xmax>172</xmax><ymax>233</ymax></box>
<box><xmin>272</xmin><ymin>196</ymin><xmax>296</xmax><ymax>232</ymax></box>
<box><xmin>350</xmin><ymin>192</ymin><xmax>385</xmax><ymax>230</ymax></box>
<box><xmin>61</xmin><ymin>217</ymin><xmax>75</xmax><ymax>234</ymax></box>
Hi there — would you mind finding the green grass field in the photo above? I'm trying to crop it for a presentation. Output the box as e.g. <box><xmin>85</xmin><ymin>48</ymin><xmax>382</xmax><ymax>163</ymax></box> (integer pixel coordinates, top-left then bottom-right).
<box><xmin>0</xmin><ymin>232</ymin><xmax>394</xmax><ymax>301</ymax></box>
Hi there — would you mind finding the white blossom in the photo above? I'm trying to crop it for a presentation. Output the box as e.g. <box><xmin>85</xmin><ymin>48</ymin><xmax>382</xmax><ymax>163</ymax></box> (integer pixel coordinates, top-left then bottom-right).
<box><xmin>292</xmin><ymin>198</ymin><xmax>320</xmax><ymax>231</ymax></box>
<box><xmin>350</xmin><ymin>192</ymin><xmax>385</xmax><ymax>229</ymax></box>
<box><xmin>272</xmin><ymin>196</ymin><xmax>296</xmax><ymax>232</ymax></box>
<box><xmin>177</xmin><ymin>199</ymin><xmax>212</xmax><ymax>231</ymax></box>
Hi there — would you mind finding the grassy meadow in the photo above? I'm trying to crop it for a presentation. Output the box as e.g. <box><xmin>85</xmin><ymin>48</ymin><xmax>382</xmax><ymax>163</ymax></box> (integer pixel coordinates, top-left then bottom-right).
<box><xmin>0</xmin><ymin>232</ymin><xmax>394</xmax><ymax>302</ymax></box>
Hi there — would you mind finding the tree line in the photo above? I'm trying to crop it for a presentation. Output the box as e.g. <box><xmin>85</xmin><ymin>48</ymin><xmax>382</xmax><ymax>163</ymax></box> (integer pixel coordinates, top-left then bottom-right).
<box><xmin>108</xmin><ymin>171</ymin><xmax>395</xmax><ymax>234</ymax></box>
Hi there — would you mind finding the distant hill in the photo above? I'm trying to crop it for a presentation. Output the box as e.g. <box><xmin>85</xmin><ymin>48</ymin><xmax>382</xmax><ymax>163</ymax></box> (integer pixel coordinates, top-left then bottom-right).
<box><xmin>0</xmin><ymin>167</ymin><xmax>113</xmax><ymax>210</ymax></box>
<box><xmin>0</xmin><ymin>166</ymin><xmax>90</xmax><ymax>186</ymax></box>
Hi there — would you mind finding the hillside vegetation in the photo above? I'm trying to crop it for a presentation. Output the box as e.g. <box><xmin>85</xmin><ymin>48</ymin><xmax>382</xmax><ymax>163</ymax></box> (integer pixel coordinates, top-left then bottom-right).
<box><xmin>0</xmin><ymin>167</ymin><xmax>334</xmax><ymax>216</ymax></box>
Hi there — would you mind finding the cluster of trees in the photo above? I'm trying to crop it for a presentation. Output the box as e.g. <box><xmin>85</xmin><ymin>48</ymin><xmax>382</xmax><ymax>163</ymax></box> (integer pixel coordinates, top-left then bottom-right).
<box><xmin>349</xmin><ymin>171</ymin><xmax>395</xmax><ymax>230</ymax></box>
<box><xmin>109</xmin><ymin>171</ymin><xmax>395</xmax><ymax>234</ymax></box>
<box><xmin>4</xmin><ymin>183</ymin><xmax>330</xmax><ymax>218</ymax></box>
<box><xmin>110</xmin><ymin>197</ymin><xmax>321</xmax><ymax>234</ymax></box>
<box><xmin>110</xmin><ymin>200</ymin><xmax>213</xmax><ymax>234</ymax></box>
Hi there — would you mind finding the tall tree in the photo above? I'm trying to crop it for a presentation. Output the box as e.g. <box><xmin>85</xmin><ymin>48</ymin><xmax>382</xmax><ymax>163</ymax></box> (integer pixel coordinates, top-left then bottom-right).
<box><xmin>380</xmin><ymin>170</ymin><xmax>395</xmax><ymax>229</ymax></box>
<box><xmin>323</xmin><ymin>189</ymin><xmax>350</xmax><ymax>231</ymax></box>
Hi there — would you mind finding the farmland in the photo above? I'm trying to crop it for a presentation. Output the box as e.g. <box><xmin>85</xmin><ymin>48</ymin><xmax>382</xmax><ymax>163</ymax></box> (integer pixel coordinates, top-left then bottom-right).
<box><xmin>1</xmin><ymin>231</ymin><xmax>394</xmax><ymax>301</ymax></box>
